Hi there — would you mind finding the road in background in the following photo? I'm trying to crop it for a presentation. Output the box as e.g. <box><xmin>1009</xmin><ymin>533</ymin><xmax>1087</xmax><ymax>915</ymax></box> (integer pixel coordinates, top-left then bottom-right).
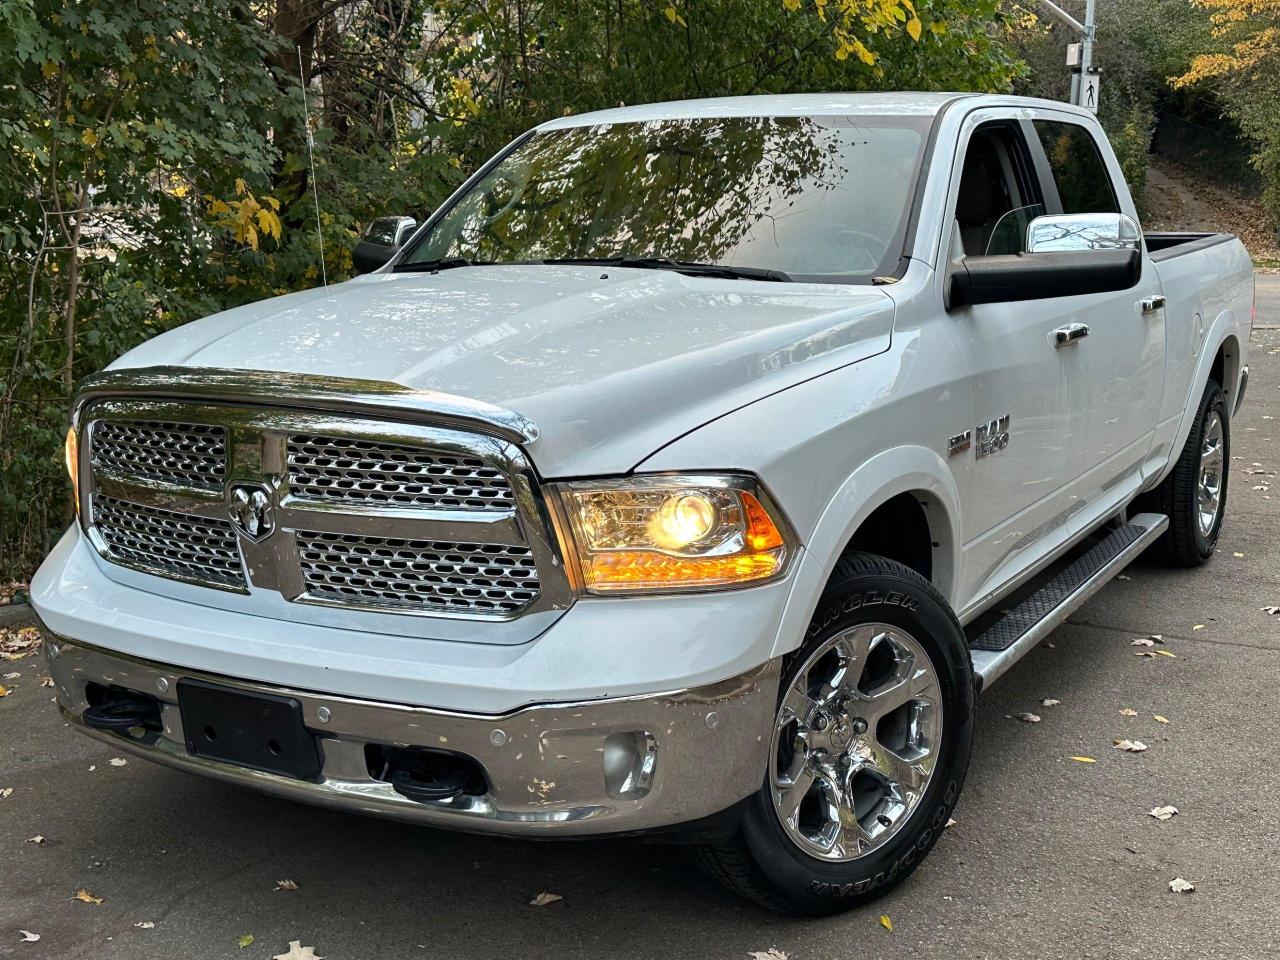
<box><xmin>2</xmin><ymin>280</ymin><xmax>1277</xmax><ymax>960</ymax></box>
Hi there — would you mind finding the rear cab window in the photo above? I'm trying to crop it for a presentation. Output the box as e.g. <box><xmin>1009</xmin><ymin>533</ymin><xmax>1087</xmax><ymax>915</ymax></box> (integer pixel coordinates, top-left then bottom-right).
<box><xmin>1032</xmin><ymin>120</ymin><xmax>1120</xmax><ymax>215</ymax></box>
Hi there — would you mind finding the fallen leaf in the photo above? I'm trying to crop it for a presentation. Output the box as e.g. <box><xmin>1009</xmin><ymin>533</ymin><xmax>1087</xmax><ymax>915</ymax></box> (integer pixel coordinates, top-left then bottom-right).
<box><xmin>1013</xmin><ymin>712</ymin><xmax>1041</xmax><ymax>723</ymax></box>
<box><xmin>74</xmin><ymin>889</ymin><xmax>103</xmax><ymax>905</ymax></box>
<box><xmin>0</xmin><ymin>684</ymin><xmax>9</xmax><ymax>697</ymax></box>
<box><xmin>1149</xmin><ymin>805</ymin><xmax>1179</xmax><ymax>820</ymax></box>
<box><xmin>26</xmin><ymin>834</ymin><xmax>44</xmax><ymax>844</ymax></box>
<box><xmin>1069</xmin><ymin>756</ymin><xmax>1097</xmax><ymax>763</ymax></box>
<box><xmin>238</xmin><ymin>934</ymin><xmax>255</xmax><ymax>949</ymax></box>
<box><xmin>88</xmin><ymin>765</ymin><xmax>96</xmax><ymax>772</ymax></box>
<box><xmin>1134</xmin><ymin>651</ymin><xmax>1156</xmax><ymax>658</ymax></box>
<box><xmin>1131</xmin><ymin>637</ymin><xmax>1156</xmax><ymax>647</ymax></box>
<box><xmin>3</xmin><ymin>671</ymin><xmax>20</xmax><ymax>679</ymax></box>
<box><xmin>879</xmin><ymin>914</ymin><xmax>893</xmax><ymax>932</ymax></box>
<box><xmin>1262</xmin><ymin>606</ymin><xmax>1280</xmax><ymax>616</ymax></box>
<box><xmin>0</xmin><ymin>787</ymin><xmax>12</xmax><ymax>799</ymax></box>
<box><xmin>1156</xmin><ymin>650</ymin><xmax>1177</xmax><ymax>658</ymax></box>
<box><xmin>1233</xmin><ymin>552</ymin><xmax>1245</xmax><ymax>558</ymax></box>
<box><xmin>18</xmin><ymin>931</ymin><xmax>39</xmax><ymax>943</ymax></box>
<box><xmin>945</xmin><ymin>817</ymin><xmax>957</xmax><ymax>828</ymax></box>
<box><xmin>1169</xmin><ymin>877</ymin><xmax>1195</xmax><ymax>893</ymax></box>
<box><xmin>1114</xmin><ymin>739</ymin><xmax>1149</xmax><ymax>753</ymax></box>
<box><xmin>1120</xmin><ymin>708</ymin><xmax>1138</xmax><ymax>716</ymax></box>
<box><xmin>274</xmin><ymin>879</ymin><xmax>299</xmax><ymax>892</ymax></box>
<box><xmin>273</xmin><ymin>941</ymin><xmax>322</xmax><ymax>960</ymax></box>
<box><xmin>529</xmin><ymin>892</ymin><xmax>562</xmax><ymax>906</ymax></box>
<box><xmin>39</xmin><ymin>677</ymin><xmax>53</xmax><ymax>688</ymax></box>
<box><xmin>1192</xmin><ymin>624</ymin><xmax>1205</xmax><ymax>631</ymax></box>
<box><xmin>1040</xmin><ymin>698</ymin><xmax>1061</xmax><ymax>707</ymax></box>
<box><xmin>1154</xmin><ymin>714</ymin><xmax>1170</xmax><ymax>724</ymax></box>
<box><xmin>135</xmin><ymin>921</ymin><xmax>155</xmax><ymax>929</ymax></box>
<box><xmin>108</xmin><ymin>758</ymin><xmax>127</xmax><ymax>767</ymax></box>
<box><xmin>748</xmin><ymin>951</ymin><xmax>788</xmax><ymax>960</ymax></box>
<box><xmin>1116</xmin><ymin>574</ymin><xmax>1131</xmax><ymax>581</ymax></box>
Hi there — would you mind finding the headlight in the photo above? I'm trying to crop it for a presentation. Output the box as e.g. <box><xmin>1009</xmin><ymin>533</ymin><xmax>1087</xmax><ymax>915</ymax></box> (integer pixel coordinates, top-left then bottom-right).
<box><xmin>64</xmin><ymin>425</ymin><xmax>80</xmax><ymax>514</ymax></box>
<box><xmin>554</xmin><ymin>474</ymin><xmax>793</xmax><ymax>594</ymax></box>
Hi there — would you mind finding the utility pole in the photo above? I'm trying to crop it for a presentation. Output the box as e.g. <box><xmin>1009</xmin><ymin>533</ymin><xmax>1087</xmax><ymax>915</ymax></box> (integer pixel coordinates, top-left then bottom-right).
<box><xmin>1035</xmin><ymin>0</ymin><xmax>1100</xmax><ymax>112</ymax></box>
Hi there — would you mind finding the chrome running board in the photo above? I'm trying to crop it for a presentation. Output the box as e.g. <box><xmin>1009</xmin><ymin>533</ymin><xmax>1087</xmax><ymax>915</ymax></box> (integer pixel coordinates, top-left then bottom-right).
<box><xmin>970</xmin><ymin>512</ymin><xmax>1169</xmax><ymax>692</ymax></box>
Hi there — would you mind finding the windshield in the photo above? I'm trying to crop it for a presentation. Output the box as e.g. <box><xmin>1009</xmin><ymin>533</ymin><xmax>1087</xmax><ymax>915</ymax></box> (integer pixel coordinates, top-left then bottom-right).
<box><xmin>401</xmin><ymin>115</ymin><xmax>930</xmax><ymax>281</ymax></box>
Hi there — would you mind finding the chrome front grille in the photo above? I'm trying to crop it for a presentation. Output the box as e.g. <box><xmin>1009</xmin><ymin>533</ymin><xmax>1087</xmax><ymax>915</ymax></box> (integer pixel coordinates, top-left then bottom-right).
<box><xmin>77</xmin><ymin>395</ymin><xmax>564</xmax><ymax>628</ymax></box>
<box><xmin>297</xmin><ymin>532</ymin><xmax>540</xmax><ymax>614</ymax></box>
<box><xmin>286</xmin><ymin>434</ymin><xmax>513</xmax><ymax>510</ymax></box>
<box><xmin>91</xmin><ymin>420</ymin><xmax>226</xmax><ymax>489</ymax></box>
<box><xmin>92</xmin><ymin>495</ymin><xmax>245</xmax><ymax>587</ymax></box>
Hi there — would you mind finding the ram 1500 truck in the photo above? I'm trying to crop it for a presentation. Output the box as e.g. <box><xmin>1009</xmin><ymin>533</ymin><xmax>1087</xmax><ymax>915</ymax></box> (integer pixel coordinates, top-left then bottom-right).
<box><xmin>33</xmin><ymin>93</ymin><xmax>1254</xmax><ymax>915</ymax></box>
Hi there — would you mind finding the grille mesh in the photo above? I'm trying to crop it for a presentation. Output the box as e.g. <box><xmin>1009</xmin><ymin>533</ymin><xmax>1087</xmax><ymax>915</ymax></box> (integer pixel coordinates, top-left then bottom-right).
<box><xmin>92</xmin><ymin>495</ymin><xmax>245</xmax><ymax>588</ymax></box>
<box><xmin>286</xmin><ymin>435</ymin><xmax>513</xmax><ymax>511</ymax></box>
<box><xmin>91</xmin><ymin>420</ymin><xmax>227</xmax><ymax>490</ymax></box>
<box><xmin>297</xmin><ymin>531</ymin><xmax>540</xmax><ymax>614</ymax></box>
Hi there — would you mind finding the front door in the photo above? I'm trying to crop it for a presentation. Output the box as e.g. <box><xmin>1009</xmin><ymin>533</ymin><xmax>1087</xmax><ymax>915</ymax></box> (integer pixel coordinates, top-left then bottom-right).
<box><xmin>945</xmin><ymin>115</ymin><xmax>1086</xmax><ymax>611</ymax></box>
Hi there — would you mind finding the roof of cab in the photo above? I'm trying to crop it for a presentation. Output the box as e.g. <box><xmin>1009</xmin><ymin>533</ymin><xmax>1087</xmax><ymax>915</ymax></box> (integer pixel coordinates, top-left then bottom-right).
<box><xmin>539</xmin><ymin>92</ymin><xmax>976</xmax><ymax>130</ymax></box>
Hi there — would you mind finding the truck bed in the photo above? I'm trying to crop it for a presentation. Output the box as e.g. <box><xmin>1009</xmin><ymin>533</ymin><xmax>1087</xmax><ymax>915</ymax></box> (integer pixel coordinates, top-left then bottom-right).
<box><xmin>1145</xmin><ymin>231</ymin><xmax>1238</xmax><ymax>262</ymax></box>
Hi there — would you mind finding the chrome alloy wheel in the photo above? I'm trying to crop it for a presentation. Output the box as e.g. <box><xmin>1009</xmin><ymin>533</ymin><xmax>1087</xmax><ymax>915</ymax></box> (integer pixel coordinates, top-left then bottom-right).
<box><xmin>1198</xmin><ymin>409</ymin><xmax>1225</xmax><ymax>538</ymax></box>
<box><xmin>769</xmin><ymin>624</ymin><xmax>943</xmax><ymax>862</ymax></box>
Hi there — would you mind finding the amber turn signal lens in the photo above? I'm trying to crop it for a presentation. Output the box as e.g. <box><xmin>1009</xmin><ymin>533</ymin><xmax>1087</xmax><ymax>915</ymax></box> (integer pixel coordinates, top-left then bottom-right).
<box><xmin>557</xmin><ymin>475</ymin><xmax>791</xmax><ymax>594</ymax></box>
<box><xmin>64</xmin><ymin>426</ymin><xmax>79</xmax><ymax>514</ymax></box>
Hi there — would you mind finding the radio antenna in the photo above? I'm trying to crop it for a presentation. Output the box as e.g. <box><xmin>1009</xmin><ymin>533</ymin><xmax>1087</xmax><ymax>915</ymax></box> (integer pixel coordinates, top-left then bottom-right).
<box><xmin>297</xmin><ymin>46</ymin><xmax>328</xmax><ymax>287</ymax></box>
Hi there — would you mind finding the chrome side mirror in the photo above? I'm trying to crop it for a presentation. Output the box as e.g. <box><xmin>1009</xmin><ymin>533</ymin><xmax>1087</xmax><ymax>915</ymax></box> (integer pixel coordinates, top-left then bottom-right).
<box><xmin>1026</xmin><ymin>213</ymin><xmax>1141</xmax><ymax>253</ymax></box>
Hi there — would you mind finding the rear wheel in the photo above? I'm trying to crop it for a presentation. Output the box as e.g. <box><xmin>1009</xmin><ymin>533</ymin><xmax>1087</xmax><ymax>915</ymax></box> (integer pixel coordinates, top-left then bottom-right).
<box><xmin>1139</xmin><ymin>379</ymin><xmax>1229</xmax><ymax>567</ymax></box>
<box><xmin>694</xmin><ymin>553</ymin><xmax>973</xmax><ymax>915</ymax></box>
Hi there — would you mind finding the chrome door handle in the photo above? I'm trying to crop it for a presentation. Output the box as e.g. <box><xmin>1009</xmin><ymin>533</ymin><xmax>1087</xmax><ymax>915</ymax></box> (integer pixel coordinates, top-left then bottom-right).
<box><xmin>1053</xmin><ymin>322</ymin><xmax>1089</xmax><ymax>347</ymax></box>
<box><xmin>1140</xmin><ymin>295</ymin><xmax>1166</xmax><ymax>314</ymax></box>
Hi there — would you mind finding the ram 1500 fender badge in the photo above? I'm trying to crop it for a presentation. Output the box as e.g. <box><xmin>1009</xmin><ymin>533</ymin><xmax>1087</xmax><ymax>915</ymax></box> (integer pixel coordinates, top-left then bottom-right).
<box><xmin>229</xmin><ymin>483</ymin><xmax>275</xmax><ymax>541</ymax></box>
<box><xmin>975</xmin><ymin>415</ymin><xmax>1011</xmax><ymax>459</ymax></box>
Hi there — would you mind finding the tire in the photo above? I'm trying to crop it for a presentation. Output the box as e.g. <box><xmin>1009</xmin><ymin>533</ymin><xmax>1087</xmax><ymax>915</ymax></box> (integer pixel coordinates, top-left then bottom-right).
<box><xmin>693</xmin><ymin>553</ymin><xmax>974</xmax><ymax>915</ymax></box>
<box><xmin>1138</xmin><ymin>379</ymin><xmax>1229</xmax><ymax>567</ymax></box>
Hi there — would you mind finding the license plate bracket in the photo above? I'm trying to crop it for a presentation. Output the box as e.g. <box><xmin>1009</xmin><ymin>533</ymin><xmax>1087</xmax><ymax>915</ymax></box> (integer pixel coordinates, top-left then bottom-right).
<box><xmin>177</xmin><ymin>679</ymin><xmax>321</xmax><ymax>781</ymax></box>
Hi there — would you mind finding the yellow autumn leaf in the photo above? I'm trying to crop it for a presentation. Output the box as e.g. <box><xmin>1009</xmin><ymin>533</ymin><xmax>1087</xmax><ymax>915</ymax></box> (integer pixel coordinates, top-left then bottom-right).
<box><xmin>234</xmin><ymin>177</ymin><xmax>248</xmax><ymax>196</ymax></box>
<box><xmin>1156</xmin><ymin>650</ymin><xmax>1177</xmax><ymax>658</ymax></box>
<box><xmin>906</xmin><ymin>15</ymin><xmax>922</xmax><ymax>40</ymax></box>
<box><xmin>783</xmin><ymin>0</ymin><xmax>801</xmax><ymax>9</ymax></box>
<box><xmin>208</xmin><ymin>199</ymin><xmax>231</xmax><ymax>216</ymax></box>
<box><xmin>930</xmin><ymin>20</ymin><xmax>947</xmax><ymax>35</ymax></box>
<box><xmin>1069</xmin><ymin>756</ymin><xmax>1097</xmax><ymax>763</ymax></box>
<box><xmin>1154</xmin><ymin>715</ymin><xmax>1170</xmax><ymax>724</ymax></box>
<box><xmin>74</xmin><ymin>889</ymin><xmax>103</xmax><ymax>905</ymax></box>
<box><xmin>0</xmin><ymin>684</ymin><xmax>9</xmax><ymax>697</ymax></box>
<box><xmin>265</xmin><ymin>196</ymin><xmax>281</xmax><ymax>211</ymax></box>
<box><xmin>879</xmin><ymin>914</ymin><xmax>893</xmax><ymax>931</ymax></box>
<box><xmin>81</xmin><ymin>128</ymin><xmax>97</xmax><ymax>147</ymax></box>
<box><xmin>41</xmin><ymin>61</ymin><xmax>58</xmax><ymax>78</ymax></box>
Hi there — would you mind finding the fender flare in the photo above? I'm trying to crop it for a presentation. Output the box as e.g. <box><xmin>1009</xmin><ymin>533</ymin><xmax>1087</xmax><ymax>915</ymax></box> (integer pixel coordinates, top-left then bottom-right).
<box><xmin>1147</xmin><ymin>309</ymin><xmax>1244</xmax><ymax>490</ymax></box>
<box><xmin>768</xmin><ymin>444</ymin><xmax>962</xmax><ymax>659</ymax></box>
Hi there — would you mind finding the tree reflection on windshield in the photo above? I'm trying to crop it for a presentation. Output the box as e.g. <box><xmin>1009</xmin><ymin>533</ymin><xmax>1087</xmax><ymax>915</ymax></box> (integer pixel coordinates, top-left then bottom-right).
<box><xmin>404</xmin><ymin>115</ymin><xmax>927</xmax><ymax>280</ymax></box>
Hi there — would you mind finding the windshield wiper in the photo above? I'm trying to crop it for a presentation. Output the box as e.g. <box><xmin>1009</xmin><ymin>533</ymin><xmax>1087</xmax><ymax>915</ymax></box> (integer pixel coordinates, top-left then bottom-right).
<box><xmin>394</xmin><ymin>257</ymin><xmax>494</xmax><ymax>273</ymax></box>
<box><xmin>540</xmin><ymin>256</ymin><xmax>792</xmax><ymax>282</ymax></box>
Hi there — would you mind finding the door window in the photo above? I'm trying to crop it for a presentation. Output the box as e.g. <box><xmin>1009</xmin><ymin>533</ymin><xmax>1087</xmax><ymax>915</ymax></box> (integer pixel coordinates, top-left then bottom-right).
<box><xmin>954</xmin><ymin>123</ymin><xmax>1042</xmax><ymax>257</ymax></box>
<box><xmin>1033</xmin><ymin>120</ymin><xmax>1119</xmax><ymax>214</ymax></box>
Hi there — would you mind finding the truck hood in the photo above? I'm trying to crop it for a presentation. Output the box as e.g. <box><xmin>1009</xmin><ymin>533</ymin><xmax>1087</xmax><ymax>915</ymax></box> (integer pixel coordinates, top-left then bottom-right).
<box><xmin>112</xmin><ymin>265</ymin><xmax>894</xmax><ymax>475</ymax></box>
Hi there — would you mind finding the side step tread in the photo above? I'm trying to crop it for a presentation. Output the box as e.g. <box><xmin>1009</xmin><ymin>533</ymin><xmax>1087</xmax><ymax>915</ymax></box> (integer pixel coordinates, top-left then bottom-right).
<box><xmin>971</xmin><ymin>523</ymin><xmax>1143</xmax><ymax>652</ymax></box>
<box><xmin>970</xmin><ymin>512</ymin><xmax>1169</xmax><ymax>690</ymax></box>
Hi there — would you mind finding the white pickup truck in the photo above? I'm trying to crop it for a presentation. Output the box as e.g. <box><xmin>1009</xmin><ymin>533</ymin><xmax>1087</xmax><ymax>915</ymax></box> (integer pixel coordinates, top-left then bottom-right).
<box><xmin>33</xmin><ymin>93</ymin><xmax>1254</xmax><ymax>915</ymax></box>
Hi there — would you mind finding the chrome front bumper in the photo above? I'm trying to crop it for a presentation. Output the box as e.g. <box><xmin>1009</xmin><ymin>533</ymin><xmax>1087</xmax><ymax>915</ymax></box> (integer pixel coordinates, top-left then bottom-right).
<box><xmin>43</xmin><ymin>631</ymin><xmax>779</xmax><ymax>837</ymax></box>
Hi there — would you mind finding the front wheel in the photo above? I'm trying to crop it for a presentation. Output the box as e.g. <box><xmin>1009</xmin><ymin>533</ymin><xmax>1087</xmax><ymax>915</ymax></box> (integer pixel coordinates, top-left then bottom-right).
<box><xmin>694</xmin><ymin>553</ymin><xmax>974</xmax><ymax>915</ymax></box>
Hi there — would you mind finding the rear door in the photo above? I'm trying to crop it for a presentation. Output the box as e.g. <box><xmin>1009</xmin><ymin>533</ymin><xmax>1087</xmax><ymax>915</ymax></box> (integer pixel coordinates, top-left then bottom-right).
<box><xmin>1027</xmin><ymin>114</ymin><xmax>1165</xmax><ymax>527</ymax></box>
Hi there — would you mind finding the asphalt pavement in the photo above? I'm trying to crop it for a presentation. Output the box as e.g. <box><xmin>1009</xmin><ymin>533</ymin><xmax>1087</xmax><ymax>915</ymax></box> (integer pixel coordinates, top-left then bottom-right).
<box><xmin>2</xmin><ymin>277</ymin><xmax>1278</xmax><ymax>960</ymax></box>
